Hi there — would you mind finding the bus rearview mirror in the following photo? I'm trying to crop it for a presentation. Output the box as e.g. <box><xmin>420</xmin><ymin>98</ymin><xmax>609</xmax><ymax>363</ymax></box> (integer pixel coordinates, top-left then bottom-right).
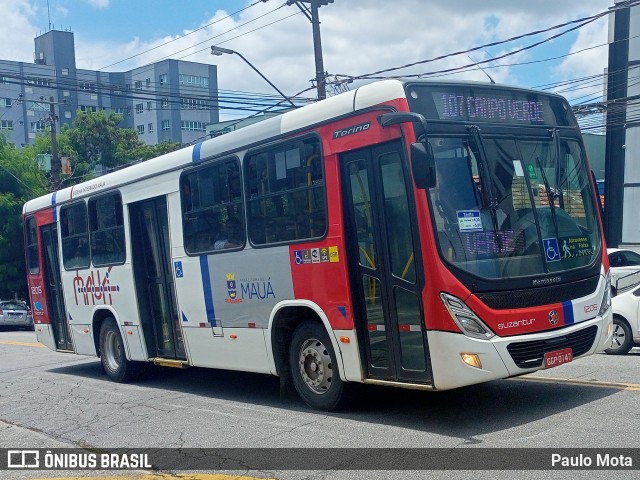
<box><xmin>411</xmin><ymin>142</ymin><xmax>436</xmax><ymax>189</ymax></box>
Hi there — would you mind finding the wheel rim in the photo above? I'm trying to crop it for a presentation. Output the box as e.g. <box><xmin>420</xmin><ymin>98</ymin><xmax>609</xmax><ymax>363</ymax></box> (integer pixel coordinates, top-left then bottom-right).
<box><xmin>298</xmin><ymin>337</ymin><xmax>333</xmax><ymax>394</ymax></box>
<box><xmin>610</xmin><ymin>323</ymin><xmax>627</xmax><ymax>351</ymax></box>
<box><xmin>103</xmin><ymin>329</ymin><xmax>122</xmax><ymax>372</ymax></box>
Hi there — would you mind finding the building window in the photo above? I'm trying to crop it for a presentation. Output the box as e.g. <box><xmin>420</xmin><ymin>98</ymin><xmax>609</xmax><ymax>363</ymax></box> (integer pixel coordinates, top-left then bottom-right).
<box><xmin>65</xmin><ymin>111</ymin><xmax>72</xmax><ymax>119</ymax></box>
<box><xmin>135</xmin><ymin>80</ymin><xmax>143</xmax><ymax>90</ymax></box>
<box><xmin>61</xmin><ymin>68</ymin><xmax>69</xmax><ymax>76</ymax></box>
<box><xmin>0</xmin><ymin>98</ymin><xmax>11</xmax><ymax>108</ymax></box>
<box><xmin>179</xmin><ymin>74</ymin><xmax>209</xmax><ymax>88</ymax></box>
<box><xmin>147</xmin><ymin>101</ymin><xmax>152</xmax><ymax>111</ymax></box>
<box><xmin>28</xmin><ymin>101</ymin><xmax>48</xmax><ymax>112</ymax></box>
<box><xmin>159</xmin><ymin>73</ymin><xmax>167</xmax><ymax>85</ymax></box>
<box><xmin>161</xmin><ymin>98</ymin><xmax>169</xmax><ymax>109</ymax></box>
<box><xmin>137</xmin><ymin>124</ymin><xmax>145</xmax><ymax>134</ymax></box>
<box><xmin>0</xmin><ymin>120</ymin><xmax>13</xmax><ymax>130</ymax></box>
<box><xmin>161</xmin><ymin>120</ymin><xmax>170</xmax><ymax>131</ymax></box>
<box><xmin>126</xmin><ymin>106</ymin><xmax>132</xmax><ymax>115</ymax></box>
<box><xmin>181</xmin><ymin>98</ymin><xmax>206</xmax><ymax>110</ymax></box>
<box><xmin>88</xmin><ymin>193</ymin><xmax>126</xmax><ymax>266</ymax></box>
<box><xmin>148</xmin><ymin>123</ymin><xmax>154</xmax><ymax>133</ymax></box>
<box><xmin>63</xmin><ymin>90</ymin><xmax>70</xmax><ymax>97</ymax></box>
<box><xmin>180</xmin><ymin>120</ymin><xmax>206</xmax><ymax>131</ymax></box>
<box><xmin>31</xmin><ymin>121</ymin><xmax>46</xmax><ymax>133</ymax></box>
<box><xmin>136</xmin><ymin>103</ymin><xmax>144</xmax><ymax>114</ymax></box>
<box><xmin>115</xmin><ymin>107</ymin><xmax>124</xmax><ymax>114</ymax></box>
<box><xmin>80</xmin><ymin>105</ymin><xmax>97</xmax><ymax>113</ymax></box>
<box><xmin>146</xmin><ymin>78</ymin><xmax>151</xmax><ymax>87</ymax></box>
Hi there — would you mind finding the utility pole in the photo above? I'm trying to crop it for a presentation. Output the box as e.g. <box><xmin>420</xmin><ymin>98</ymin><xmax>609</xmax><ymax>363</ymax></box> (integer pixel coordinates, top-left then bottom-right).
<box><xmin>287</xmin><ymin>0</ymin><xmax>334</xmax><ymax>100</ymax></box>
<box><xmin>48</xmin><ymin>96</ymin><xmax>60</xmax><ymax>189</ymax></box>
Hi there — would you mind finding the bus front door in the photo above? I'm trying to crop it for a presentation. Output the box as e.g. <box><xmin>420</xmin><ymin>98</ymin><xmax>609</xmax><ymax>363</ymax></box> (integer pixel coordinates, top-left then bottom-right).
<box><xmin>341</xmin><ymin>141</ymin><xmax>432</xmax><ymax>384</ymax></box>
<box><xmin>40</xmin><ymin>223</ymin><xmax>74</xmax><ymax>351</ymax></box>
<box><xmin>130</xmin><ymin>197</ymin><xmax>186</xmax><ymax>361</ymax></box>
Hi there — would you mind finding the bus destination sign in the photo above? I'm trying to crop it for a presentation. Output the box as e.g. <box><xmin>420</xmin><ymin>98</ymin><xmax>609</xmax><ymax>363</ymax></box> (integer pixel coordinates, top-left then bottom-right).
<box><xmin>437</xmin><ymin>93</ymin><xmax>543</xmax><ymax>123</ymax></box>
<box><xmin>405</xmin><ymin>83</ymin><xmax>571</xmax><ymax>126</ymax></box>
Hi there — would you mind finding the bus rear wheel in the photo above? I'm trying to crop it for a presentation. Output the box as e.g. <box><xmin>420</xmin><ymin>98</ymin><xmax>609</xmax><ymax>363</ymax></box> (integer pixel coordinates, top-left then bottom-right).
<box><xmin>289</xmin><ymin>321</ymin><xmax>345</xmax><ymax>411</ymax></box>
<box><xmin>100</xmin><ymin>318</ymin><xmax>137</xmax><ymax>382</ymax></box>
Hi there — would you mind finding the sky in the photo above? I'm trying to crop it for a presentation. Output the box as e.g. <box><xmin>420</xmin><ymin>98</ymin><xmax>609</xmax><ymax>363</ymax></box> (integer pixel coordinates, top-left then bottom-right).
<box><xmin>0</xmin><ymin>0</ymin><xmax>615</xmax><ymax>121</ymax></box>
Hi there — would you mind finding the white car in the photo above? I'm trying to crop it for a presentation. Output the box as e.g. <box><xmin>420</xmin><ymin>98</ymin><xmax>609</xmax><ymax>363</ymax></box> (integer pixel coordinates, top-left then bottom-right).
<box><xmin>607</xmin><ymin>248</ymin><xmax>640</xmax><ymax>296</ymax></box>
<box><xmin>0</xmin><ymin>300</ymin><xmax>33</xmax><ymax>330</ymax></box>
<box><xmin>606</xmin><ymin>284</ymin><xmax>640</xmax><ymax>355</ymax></box>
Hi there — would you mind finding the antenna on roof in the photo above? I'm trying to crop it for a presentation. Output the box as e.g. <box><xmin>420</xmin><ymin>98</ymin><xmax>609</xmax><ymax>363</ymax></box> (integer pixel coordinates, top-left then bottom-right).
<box><xmin>47</xmin><ymin>0</ymin><xmax>52</xmax><ymax>31</ymax></box>
<box><xmin>468</xmin><ymin>55</ymin><xmax>495</xmax><ymax>84</ymax></box>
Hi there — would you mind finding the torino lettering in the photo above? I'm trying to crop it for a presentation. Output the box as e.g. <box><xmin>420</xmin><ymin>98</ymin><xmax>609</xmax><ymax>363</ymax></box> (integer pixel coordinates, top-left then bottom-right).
<box><xmin>73</xmin><ymin>266</ymin><xmax>120</xmax><ymax>306</ymax></box>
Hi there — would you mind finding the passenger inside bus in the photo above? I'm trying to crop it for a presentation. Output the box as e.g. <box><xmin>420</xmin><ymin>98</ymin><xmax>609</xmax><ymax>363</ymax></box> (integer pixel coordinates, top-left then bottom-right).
<box><xmin>214</xmin><ymin>217</ymin><xmax>243</xmax><ymax>250</ymax></box>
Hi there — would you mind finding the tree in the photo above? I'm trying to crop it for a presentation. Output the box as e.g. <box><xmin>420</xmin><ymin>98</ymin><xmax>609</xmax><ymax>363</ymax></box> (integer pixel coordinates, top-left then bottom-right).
<box><xmin>33</xmin><ymin>110</ymin><xmax>180</xmax><ymax>187</ymax></box>
<box><xmin>0</xmin><ymin>136</ymin><xmax>47</xmax><ymax>300</ymax></box>
<box><xmin>0</xmin><ymin>112</ymin><xmax>181</xmax><ymax>299</ymax></box>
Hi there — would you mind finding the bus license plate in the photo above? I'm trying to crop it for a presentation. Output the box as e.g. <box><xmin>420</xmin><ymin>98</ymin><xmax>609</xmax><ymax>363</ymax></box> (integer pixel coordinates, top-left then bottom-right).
<box><xmin>544</xmin><ymin>348</ymin><xmax>573</xmax><ymax>369</ymax></box>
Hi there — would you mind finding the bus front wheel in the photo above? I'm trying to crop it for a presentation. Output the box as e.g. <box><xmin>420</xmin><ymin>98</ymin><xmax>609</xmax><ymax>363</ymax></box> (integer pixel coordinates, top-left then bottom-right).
<box><xmin>289</xmin><ymin>321</ymin><xmax>345</xmax><ymax>411</ymax></box>
<box><xmin>100</xmin><ymin>318</ymin><xmax>137</xmax><ymax>382</ymax></box>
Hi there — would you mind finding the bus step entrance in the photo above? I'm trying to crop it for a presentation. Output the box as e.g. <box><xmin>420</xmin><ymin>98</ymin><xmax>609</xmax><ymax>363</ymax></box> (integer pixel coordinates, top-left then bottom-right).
<box><xmin>152</xmin><ymin>358</ymin><xmax>189</xmax><ymax>369</ymax></box>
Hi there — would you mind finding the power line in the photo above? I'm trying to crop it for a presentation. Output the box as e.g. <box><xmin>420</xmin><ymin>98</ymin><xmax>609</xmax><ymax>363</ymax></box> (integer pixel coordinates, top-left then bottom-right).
<box><xmin>335</xmin><ymin>1</ymin><xmax>640</xmax><ymax>83</ymax></box>
<box><xmin>99</xmin><ymin>0</ymin><xmax>268</xmax><ymax>70</ymax></box>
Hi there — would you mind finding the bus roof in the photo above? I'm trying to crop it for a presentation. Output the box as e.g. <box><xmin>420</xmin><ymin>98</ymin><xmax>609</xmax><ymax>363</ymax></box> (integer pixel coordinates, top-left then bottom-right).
<box><xmin>23</xmin><ymin>78</ymin><xmax>570</xmax><ymax>215</ymax></box>
<box><xmin>23</xmin><ymin>79</ymin><xmax>408</xmax><ymax>215</ymax></box>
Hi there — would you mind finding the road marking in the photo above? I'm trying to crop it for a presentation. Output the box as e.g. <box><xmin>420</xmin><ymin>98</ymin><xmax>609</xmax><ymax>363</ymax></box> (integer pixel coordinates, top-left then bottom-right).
<box><xmin>0</xmin><ymin>340</ymin><xmax>45</xmax><ymax>348</ymax></box>
<box><xmin>34</xmin><ymin>475</ymin><xmax>273</xmax><ymax>480</ymax></box>
<box><xmin>516</xmin><ymin>375</ymin><xmax>640</xmax><ymax>391</ymax></box>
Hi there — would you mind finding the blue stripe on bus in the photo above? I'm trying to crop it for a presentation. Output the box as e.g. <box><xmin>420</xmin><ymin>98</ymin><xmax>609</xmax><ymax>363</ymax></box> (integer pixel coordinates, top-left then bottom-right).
<box><xmin>199</xmin><ymin>255</ymin><xmax>216</xmax><ymax>326</ymax></box>
<box><xmin>562</xmin><ymin>301</ymin><xmax>574</xmax><ymax>325</ymax></box>
<box><xmin>192</xmin><ymin>142</ymin><xmax>203</xmax><ymax>163</ymax></box>
<box><xmin>51</xmin><ymin>192</ymin><xmax>57</xmax><ymax>221</ymax></box>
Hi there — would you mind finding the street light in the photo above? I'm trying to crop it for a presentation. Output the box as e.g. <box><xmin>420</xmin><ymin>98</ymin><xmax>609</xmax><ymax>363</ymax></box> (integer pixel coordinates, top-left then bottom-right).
<box><xmin>211</xmin><ymin>45</ymin><xmax>296</xmax><ymax>108</ymax></box>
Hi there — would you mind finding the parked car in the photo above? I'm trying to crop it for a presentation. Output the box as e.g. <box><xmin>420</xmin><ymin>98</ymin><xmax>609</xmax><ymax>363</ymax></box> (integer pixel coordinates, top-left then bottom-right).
<box><xmin>607</xmin><ymin>248</ymin><xmax>640</xmax><ymax>296</ymax></box>
<box><xmin>0</xmin><ymin>300</ymin><xmax>34</xmax><ymax>330</ymax></box>
<box><xmin>606</xmin><ymin>284</ymin><xmax>640</xmax><ymax>355</ymax></box>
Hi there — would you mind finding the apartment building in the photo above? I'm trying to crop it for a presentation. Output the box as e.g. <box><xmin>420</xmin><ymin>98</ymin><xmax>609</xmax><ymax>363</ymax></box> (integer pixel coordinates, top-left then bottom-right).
<box><xmin>0</xmin><ymin>30</ymin><xmax>219</xmax><ymax>147</ymax></box>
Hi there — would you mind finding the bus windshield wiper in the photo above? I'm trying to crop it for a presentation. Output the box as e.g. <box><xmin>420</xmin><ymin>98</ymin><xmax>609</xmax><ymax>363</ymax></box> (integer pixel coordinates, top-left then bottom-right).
<box><xmin>469</xmin><ymin>126</ymin><xmax>497</xmax><ymax>209</ymax></box>
<box><xmin>535</xmin><ymin>135</ymin><xmax>560</xmax><ymax>240</ymax></box>
<box><xmin>469</xmin><ymin>126</ymin><xmax>501</xmax><ymax>241</ymax></box>
<box><xmin>551</xmin><ymin>128</ymin><xmax>565</xmax><ymax>209</ymax></box>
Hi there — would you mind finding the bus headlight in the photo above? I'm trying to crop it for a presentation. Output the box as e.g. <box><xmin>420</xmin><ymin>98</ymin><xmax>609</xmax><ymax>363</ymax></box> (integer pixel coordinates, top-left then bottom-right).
<box><xmin>440</xmin><ymin>293</ymin><xmax>495</xmax><ymax>340</ymax></box>
<box><xmin>598</xmin><ymin>271</ymin><xmax>611</xmax><ymax>317</ymax></box>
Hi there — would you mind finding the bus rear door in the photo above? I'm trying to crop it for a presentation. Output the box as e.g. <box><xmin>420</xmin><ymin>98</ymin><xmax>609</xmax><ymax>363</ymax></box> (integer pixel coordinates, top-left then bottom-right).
<box><xmin>40</xmin><ymin>223</ymin><xmax>74</xmax><ymax>351</ymax></box>
<box><xmin>130</xmin><ymin>196</ymin><xmax>186</xmax><ymax>361</ymax></box>
<box><xmin>341</xmin><ymin>140</ymin><xmax>432</xmax><ymax>384</ymax></box>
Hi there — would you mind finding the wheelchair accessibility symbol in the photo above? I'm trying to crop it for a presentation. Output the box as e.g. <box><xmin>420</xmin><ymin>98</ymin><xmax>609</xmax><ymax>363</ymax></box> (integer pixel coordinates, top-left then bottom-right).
<box><xmin>174</xmin><ymin>261</ymin><xmax>184</xmax><ymax>278</ymax></box>
<box><xmin>543</xmin><ymin>238</ymin><xmax>561</xmax><ymax>262</ymax></box>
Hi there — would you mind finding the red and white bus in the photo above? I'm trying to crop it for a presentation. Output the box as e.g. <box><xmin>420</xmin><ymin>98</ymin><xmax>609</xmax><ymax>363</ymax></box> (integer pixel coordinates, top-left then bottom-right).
<box><xmin>23</xmin><ymin>79</ymin><xmax>613</xmax><ymax>410</ymax></box>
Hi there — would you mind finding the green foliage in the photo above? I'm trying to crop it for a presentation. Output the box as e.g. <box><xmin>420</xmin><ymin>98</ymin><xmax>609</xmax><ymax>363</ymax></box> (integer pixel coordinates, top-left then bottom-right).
<box><xmin>0</xmin><ymin>111</ymin><xmax>180</xmax><ymax>299</ymax></box>
<box><xmin>0</xmin><ymin>135</ymin><xmax>47</xmax><ymax>300</ymax></box>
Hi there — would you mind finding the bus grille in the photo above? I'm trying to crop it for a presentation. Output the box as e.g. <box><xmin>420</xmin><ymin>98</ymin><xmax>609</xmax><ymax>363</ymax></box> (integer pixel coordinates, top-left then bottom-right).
<box><xmin>506</xmin><ymin>325</ymin><xmax>598</xmax><ymax>369</ymax></box>
<box><xmin>476</xmin><ymin>275</ymin><xmax>599</xmax><ymax>310</ymax></box>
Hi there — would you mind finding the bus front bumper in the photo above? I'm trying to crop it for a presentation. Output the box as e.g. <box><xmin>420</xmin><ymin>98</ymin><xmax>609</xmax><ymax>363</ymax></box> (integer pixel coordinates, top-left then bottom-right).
<box><xmin>427</xmin><ymin>309</ymin><xmax>613</xmax><ymax>391</ymax></box>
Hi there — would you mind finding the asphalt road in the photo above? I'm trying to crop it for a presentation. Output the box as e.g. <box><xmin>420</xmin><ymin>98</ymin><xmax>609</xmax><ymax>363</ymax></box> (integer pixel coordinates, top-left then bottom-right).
<box><xmin>1</xmin><ymin>327</ymin><xmax>640</xmax><ymax>480</ymax></box>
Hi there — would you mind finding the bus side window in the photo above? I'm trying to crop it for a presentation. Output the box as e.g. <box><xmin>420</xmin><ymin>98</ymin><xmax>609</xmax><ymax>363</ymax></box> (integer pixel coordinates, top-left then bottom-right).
<box><xmin>181</xmin><ymin>156</ymin><xmax>244</xmax><ymax>255</ymax></box>
<box><xmin>60</xmin><ymin>201</ymin><xmax>90</xmax><ymax>270</ymax></box>
<box><xmin>88</xmin><ymin>192</ymin><xmax>125</xmax><ymax>266</ymax></box>
<box><xmin>245</xmin><ymin>137</ymin><xmax>326</xmax><ymax>246</ymax></box>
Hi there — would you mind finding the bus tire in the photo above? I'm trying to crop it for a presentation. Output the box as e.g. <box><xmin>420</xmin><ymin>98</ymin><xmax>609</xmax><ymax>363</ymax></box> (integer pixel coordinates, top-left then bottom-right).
<box><xmin>605</xmin><ymin>317</ymin><xmax>633</xmax><ymax>355</ymax></box>
<box><xmin>100</xmin><ymin>318</ymin><xmax>137</xmax><ymax>382</ymax></box>
<box><xmin>289</xmin><ymin>321</ymin><xmax>345</xmax><ymax>411</ymax></box>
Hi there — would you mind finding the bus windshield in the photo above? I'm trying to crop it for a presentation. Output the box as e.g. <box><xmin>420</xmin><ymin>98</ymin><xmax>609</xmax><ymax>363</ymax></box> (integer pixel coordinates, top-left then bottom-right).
<box><xmin>426</xmin><ymin>133</ymin><xmax>600</xmax><ymax>280</ymax></box>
